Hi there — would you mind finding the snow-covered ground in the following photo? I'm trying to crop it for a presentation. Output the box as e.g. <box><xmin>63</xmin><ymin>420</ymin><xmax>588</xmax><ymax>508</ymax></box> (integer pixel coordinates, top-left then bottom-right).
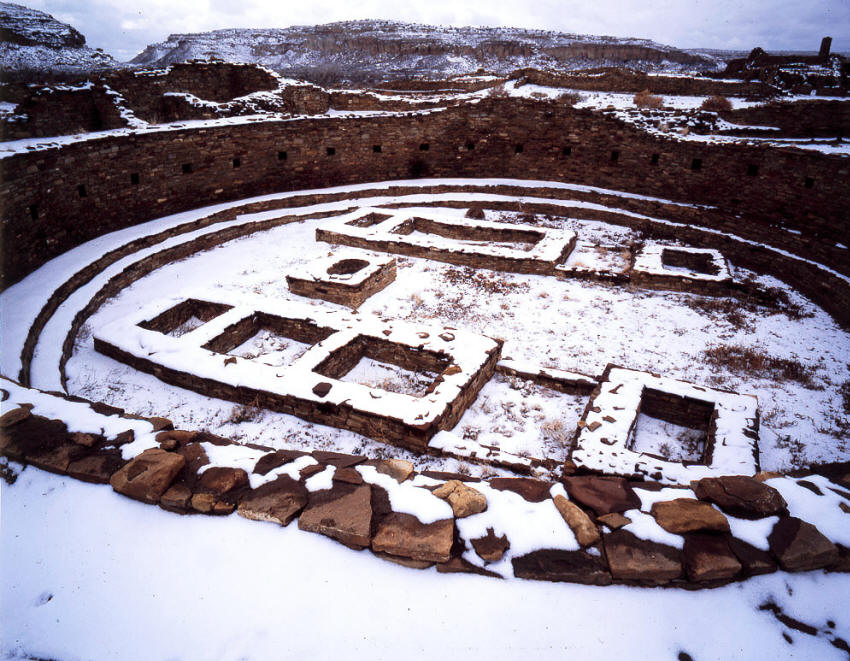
<box><xmin>2</xmin><ymin>465</ymin><xmax>849</xmax><ymax>661</ymax></box>
<box><xmin>56</xmin><ymin>203</ymin><xmax>850</xmax><ymax>475</ymax></box>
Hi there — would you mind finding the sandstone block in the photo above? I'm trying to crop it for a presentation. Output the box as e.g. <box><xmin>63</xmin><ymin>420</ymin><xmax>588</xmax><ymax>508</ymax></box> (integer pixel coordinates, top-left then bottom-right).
<box><xmin>683</xmin><ymin>534</ymin><xmax>742</xmax><ymax>582</ymax></box>
<box><xmin>604</xmin><ymin>529</ymin><xmax>682</xmax><ymax>583</ymax></box>
<box><xmin>767</xmin><ymin>517</ymin><xmax>839</xmax><ymax>572</ymax></box>
<box><xmin>692</xmin><ymin>476</ymin><xmax>786</xmax><ymax>519</ymax></box>
<box><xmin>110</xmin><ymin>448</ymin><xmax>186</xmax><ymax>504</ymax></box>
<box><xmin>470</xmin><ymin>527</ymin><xmax>510</xmax><ymax>562</ymax></box>
<box><xmin>553</xmin><ymin>494</ymin><xmax>600</xmax><ymax>546</ymax></box>
<box><xmin>238</xmin><ymin>476</ymin><xmax>308</xmax><ymax>526</ymax></box>
<box><xmin>650</xmin><ymin>498</ymin><xmax>730</xmax><ymax>534</ymax></box>
<box><xmin>432</xmin><ymin>479</ymin><xmax>487</xmax><ymax>518</ymax></box>
<box><xmin>563</xmin><ymin>476</ymin><xmax>640</xmax><ymax>515</ymax></box>
<box><xmin>371</xmin><ymin>512</ymin><xmax>453</xmax><ymax>563</ymax></box>
<box><xmin>298</xmin><ymin>484</ymin><xmax>373</xmax><ymax>549</ymax></box>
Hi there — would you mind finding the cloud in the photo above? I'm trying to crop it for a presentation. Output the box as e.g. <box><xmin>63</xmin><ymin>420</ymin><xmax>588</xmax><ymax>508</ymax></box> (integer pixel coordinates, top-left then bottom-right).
<box><xmin>22</xmin><ymin>0</ymin><xmax>850</xmax><ymax>62</ymax></box>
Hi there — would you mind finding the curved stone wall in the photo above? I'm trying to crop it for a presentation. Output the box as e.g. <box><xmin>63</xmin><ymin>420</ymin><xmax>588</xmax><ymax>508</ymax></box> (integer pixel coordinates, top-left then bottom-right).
<box><xmin>2</xmin><ymin>98</ymin><xmax>849</xmax><ymax>325</ymax></box>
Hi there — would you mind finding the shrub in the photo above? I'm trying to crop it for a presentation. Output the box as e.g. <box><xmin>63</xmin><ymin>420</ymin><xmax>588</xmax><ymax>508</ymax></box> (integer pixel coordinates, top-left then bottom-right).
<box><xmin>633</xmin><ymin>89</ymin><xmax>663</xmax><ymax>109</ymax></box>
<box><xmin>702</xmin><ymin>344</ymin><xmax>818</xmax><ymax>388</ymax></box>
<box><xmin>556</xmin><ymin>91</ymin><xmax>580</xmax><ymax>106</ymax></box>
<box><xmin>487</xmin><ymin>84</ymin><xmax>510</xmax><ymax>99</ymax></box>
<box><xmin>700</xmin><ymin>95</ymin><xmax>733</xmax><ymax>112</ymax></box>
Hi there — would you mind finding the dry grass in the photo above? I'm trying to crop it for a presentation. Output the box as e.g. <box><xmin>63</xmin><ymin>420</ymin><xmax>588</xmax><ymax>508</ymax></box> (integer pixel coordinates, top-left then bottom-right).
<box><xmin>487</xmin><ymin>84</ymin><xmax>510</xmax><ymax>99</ymax></box>
<box><xmin>556</xmin><ymin>91</ymin><xmax>580</xmax><ymax>106</ymax></box>
<box><xmin>702</xmin><ymin>344</ymin><xmax>818</xmax><ymax>388</ymax></box>
<box><xmin>633</xmin><ymin>89</ymin><xmax>663</xmax><ymax>109</ymax></box>
<box><xmin>701</xmin><ymin>95</ymin><xmax>733</xmax><ymax>112</ymax></box>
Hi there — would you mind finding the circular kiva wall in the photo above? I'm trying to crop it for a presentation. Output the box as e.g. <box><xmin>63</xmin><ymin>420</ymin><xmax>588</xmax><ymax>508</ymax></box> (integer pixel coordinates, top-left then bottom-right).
<box><xmin>1</xmin><ymin>98</ymin><xmax>849</xmax><ymax>325</ymax></box>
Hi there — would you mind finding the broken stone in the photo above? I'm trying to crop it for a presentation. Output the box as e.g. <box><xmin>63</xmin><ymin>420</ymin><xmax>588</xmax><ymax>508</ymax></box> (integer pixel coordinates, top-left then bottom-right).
<box><xmin>253</xmin><ymin>449</ymin><xmax>307</xmax><ymax>475</ymax></box>
<box><xmin>512</xmin><ymin>549</ymin><xmax>612</xmax><ymax>585</ymax></box>
<box><xmin>371</xmin><ymin>512</ymin><xmax>453</xmax><ymax>563</ymax></box>
<box><xmin>238</xmin><ymin>476</ymin><xmax>308</xmax><ymax>526</ymax></box>
<box><xmin>470</xmin><ymin>527</ymin><xmax>510</xmax><ymax>562</ymax></box>
<box><xmin>692</xmin><ymin>476</ymin><xmax>787</xmax><ymax>519</ymax></box>
<box><xmin>0</xmin><ymin>406</ymin><xmax>30</xmax><ymax>428</ymax></box>
<box><xmin>333</xmin><ymin>467</ymin><xmax>364</xmax><ymax>485</ymax></box>
<box><xmin>147</xmin><ymin>417</ymin><xmax>174</xmax><ymax>432</ymax></box>
<box><xmin>436</xmin><ymin>556</ymin><xmax>502</xmax><ymax>578</ymax></box>
<box><xmin>432</xmin><ymin>479</ymin><xmax>487</xmax><ymax>518</ymax></box>
<box><xmin>553</xmin><ymin>494</ymin><xmax>600</xmax><ymax>546</ymax></box>
<box><xmin>683</xmin><ymin>534</ymin><xmax>742</xmax><ymax>582</ymax></box>
<box><xmin>651</xmin><ymin>498</ymin><xmax>730</xmax><ymax>534</ymax></box>
<box><xmin>598</xmin><ymin>512</ymin><xmax>631</xmax><ymax>529</ymax></box>
<box><xmin>372</xmin><ymin>550</ymin><xmax>434</xmax><ymax>570</ymax></box>
<box><xmin>488</xmin><ymin>477</ymin><xmax>552</xmax><ymax>503</ymax></box>
<box><xmin>27</xmin><ymin>442</ymin><xmax>83</xmax><ymax>474</ymax></box>
<box><xmin>298</xmin><ymin>483</ymin><xmax>373</xmax><ymax>549</ymax></box>
<box><xmin>66</xmin><ymin>452</ymin><xmax>124</xmax><ymax>484</ymax></box>
<box><xmin>767</xmin><ymin>516</ymin><xmax>839</xmax><ymax>572</ymax></box>
<box><xmin>160</xmin><ymin>484</ymin><xmax>193</xmax><ymax>512</ymax></box>
<box><xmin>69</xmin><ymin>432</ymin><xmax>97</xmax><ymax>447</ymax></box>
<box><xmin>375</xmin><ymin>458</ymin><xmax>414</xmax><ymax>483</ymax></box>
<box><xmin>311</xmin><ymin>450</ymin><xmax>367</xmax><ymax>468</ymax></box>
<box><xmin>563</xmin><ymin>475</ymin><xmax>640</xmax><ymax>516</ymax></box>
<box><xmin>312</xmin><ymin>382</ymin><xmax>332</xmax><ymax>397</ymax></box>
<box><xmin>299</xmin><ymin>463</ymin><xmax>326</xmax><ymax>480</ymax></box>
<box><xmin>110</xmin><ymin>448</ymin><xmax>186</xmax><ymax>504</ymax></box>
<box><xmin>727</xmin><ymin>537</ymin><xmax>777</xmax><ymax>576</ymax></box>
<box><xmin>603</xmin><ymin>529</ymin><xmax>683</xmax><ymax>583</ymax></box>
<box><xmin>197</xmin><ymin>466</ymin><xmax>248</xmax><ymax>496</ymax></box>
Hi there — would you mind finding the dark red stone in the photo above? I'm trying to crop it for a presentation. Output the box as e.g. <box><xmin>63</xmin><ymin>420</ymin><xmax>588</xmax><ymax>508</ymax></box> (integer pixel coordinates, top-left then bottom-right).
<box><xmin>563</xmin><ymin>475</ymin><xmax>641</xmax><ymax>515</ymax></box>
<box><xmin>767</xmin><ymin>516</ymin><xmax>839</xmax><ymax>572</ymax></box>
<box><xmin>603</xmin><ymin>529</ymin><xmax>682</xmax><ymax>583</ymax></box>
<box><xmin>727</xmin><ymin>537</ymin><xmax>777</xmax><ymax>576</ymax></box>
<box><xmin>683</xmin><ymin>534</ymin><xmax>742</xmax><ymax>582</ymax></box>
<box><xmin>692</xmin><ymin>476</ymin><xmax>787</xmax><ymax>519</ymax></box>
<box><xmin>512</xmin><ymin>548</ymin><xmax>612</xmax><ymax>585</ymax></box>
<box><xmin>489</xmin><ymin>477</ymin><xmax>552</xmax><ymax>503</ymax></box>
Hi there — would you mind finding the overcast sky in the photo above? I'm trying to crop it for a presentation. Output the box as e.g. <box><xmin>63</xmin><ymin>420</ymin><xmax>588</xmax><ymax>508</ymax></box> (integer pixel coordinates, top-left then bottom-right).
<box><xmin>23</xmin><ymin>0</ymin><xmax>850</xmax><ymax>62</ymax></box>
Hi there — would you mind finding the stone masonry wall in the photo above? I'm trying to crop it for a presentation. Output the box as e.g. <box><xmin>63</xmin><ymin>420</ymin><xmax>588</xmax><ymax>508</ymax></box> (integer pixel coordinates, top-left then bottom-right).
<box><xmin>1</xmin><ymin>98</ymin><xmax>849</xmax><ymax>322</ymax></box>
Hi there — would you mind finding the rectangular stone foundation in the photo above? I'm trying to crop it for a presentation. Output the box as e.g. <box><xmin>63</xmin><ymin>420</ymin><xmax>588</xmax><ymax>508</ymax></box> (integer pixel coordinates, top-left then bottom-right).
<box><xmin>286</xmin><ymin>254</ymin><xmax>396</xmax><ymax>308</ymax></box>
<box><xmin>93</xmin><ymin>293</ymin><xmax>502</xmax><ymax>452</ymax></box>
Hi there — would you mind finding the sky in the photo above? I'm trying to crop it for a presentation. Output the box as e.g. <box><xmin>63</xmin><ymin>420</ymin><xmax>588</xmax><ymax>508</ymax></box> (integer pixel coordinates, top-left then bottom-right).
<box><xmin>21</xmin><ymin>0</ymin><xmax>850</xmax><ymax>62</ymax></box>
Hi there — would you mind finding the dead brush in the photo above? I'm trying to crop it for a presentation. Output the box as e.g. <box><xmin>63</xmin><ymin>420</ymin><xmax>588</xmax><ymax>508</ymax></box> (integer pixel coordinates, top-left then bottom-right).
<box><xmin>556</xmin><ymin>91</ymin><xmax>580</xmax><ymax>106</ymax></box>
<box><xmin>700</xmin><ymin>95</ymin><xmax>733</xmax><ymax>112</ymax></box>
<box><xmin>633</xmin><ymin>89</ymin><xmax>663</xmax><ymax>109</ymax></box>
<box><xmin>702</xmin><ymin>344</ymin><xmax>819</xmax><ymax>388</ymax></box>
<box><xmin>225</xmin><ymin>401</ymin><xmax>263</xmax><ymax>424</ymax></box>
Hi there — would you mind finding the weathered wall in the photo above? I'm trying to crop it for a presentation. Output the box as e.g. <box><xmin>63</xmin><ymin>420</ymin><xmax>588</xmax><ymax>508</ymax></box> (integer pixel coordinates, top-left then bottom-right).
<box><xmin>1</xmin><ymin>98</ymin><xmax>848</xmax><ymax>321</ymax></box>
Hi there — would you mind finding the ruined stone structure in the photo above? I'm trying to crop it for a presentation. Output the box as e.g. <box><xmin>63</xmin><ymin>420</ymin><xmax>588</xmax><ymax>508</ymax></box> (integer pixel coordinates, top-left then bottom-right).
<box><xmin>1</xmin><ymin>62</ymin><xmax>849</xmax><ymax>588</ymax></box>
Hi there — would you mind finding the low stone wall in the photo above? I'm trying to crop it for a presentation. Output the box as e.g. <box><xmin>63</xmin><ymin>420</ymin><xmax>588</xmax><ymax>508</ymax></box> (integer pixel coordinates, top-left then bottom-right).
<box><xmin>2</xmin><ymin>379</ymin><xmax>848</xmax><ymax>587</ymax></box>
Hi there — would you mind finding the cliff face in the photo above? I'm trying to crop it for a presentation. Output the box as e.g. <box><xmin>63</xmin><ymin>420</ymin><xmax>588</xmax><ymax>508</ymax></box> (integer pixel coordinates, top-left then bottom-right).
<box><xmin>131</xmin><ymin>20</ymin><xmax>718</xmax><ymax>83</ymax></box>
<box><xmin>0</xmin><ymin>2</ymin><xmax>115</xmax><ymax>75</ymax></box>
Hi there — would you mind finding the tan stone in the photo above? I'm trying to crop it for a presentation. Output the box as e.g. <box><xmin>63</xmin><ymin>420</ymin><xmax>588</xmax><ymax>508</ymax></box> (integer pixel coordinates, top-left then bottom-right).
<box><xmin>372</xmin><ymin>512</ymin><xmax>453</xmax><ymax>563</ymax></box>
<box><xmin>160</xmin><ymin>484</ymin><xmax>192</xmax><ymax>512</ymax></box>
<box><xmin>375</xmin><ymin>458</ymin><xmax>414</xmax><ymax>483</ymax></box>
<box><xmin>109</xmin><ymin>448</ymin><xmax>186</xmax><ymax>504</ymax></box>
<box><xmin>553</xmin><ymin>494</ymin><xmax>600</xmax><ymax>546</ymax></box>
<box><xmin>432</xmin><ymin>479</ymin><xmax>487</xmax><ymax>518</ymax></box>
<box><xmin>598</xmin><ymin>512</ymin><xmax>631</xmax><ymax>529</ymax></box>
<box><xmin>237</xmin><ymin>477</ymin><xmax>308</xmax><ymax>526</ymax></box>
<box><xmin>651</xmin><ymin>498</ymin><xmax>730</xmax><ymax>534</ymax></box>
<box><xmin>70</xmin><ymin>432</ymin><xmax>97</xmax><ymax>447</ymax></box>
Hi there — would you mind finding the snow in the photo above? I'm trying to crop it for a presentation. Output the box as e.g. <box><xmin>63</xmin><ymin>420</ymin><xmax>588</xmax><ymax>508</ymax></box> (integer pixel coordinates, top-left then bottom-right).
<box><xmin>305</xmin><ymin>464</ymin><xmax>336</xmax><ymax>491</ymax></box>
<box><xmin>6</xmin><ymin>467</ymin><xmax>850</xmax><ymax>661</ymax></box>
<box><xmin>765</xmin><ymin>476</ymin><xmax>850</xmax><ymax>547</ymax></box>
<box><xmin>456</xmin><ymin>481</ymin><xmax>579</xmax><ymax>577</ymax></box>
<box><xmin>632</xmin><ymin>244</ymin><xmax>732</xmax><ymax>283</ymax></box>
<box><xmin>358</xmin><ymin>465</ymin><xmax>453</xmax><ymax>524</ymax></box>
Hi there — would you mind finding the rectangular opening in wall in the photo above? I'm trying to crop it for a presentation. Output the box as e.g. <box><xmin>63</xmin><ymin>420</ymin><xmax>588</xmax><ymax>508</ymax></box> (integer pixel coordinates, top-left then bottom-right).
<box><xmin>182</xmin><ymin>163</ymin><xmax>192</xmax><ymax>174</ymax></box>
<box><xmin>691</xmin><ymin>158</ymin><xmax>702</xmax><ymax>171</ymax></box>
<box><xmin>611</xmin><ymin>150</ymin><xmax>620</xmax><ymax>163</ymax></box>
<box><xmin>77</xmin><ymin>184</ymin><xmax>87</xmax><ymax>198</ymax></box>
<box><xmin>562</xmin><ymin>146</ymin><xmax>572</xmax><ymax>157</ymax></box>
<box><xmin>28</xmin><ymin>204</ymin><xmax>38</xmax><ymax>220</ymax></box>
<box><xmin>515</xmin><ymin>144</ymin><xmax>524</xmax><ymax>154</ymax></box>
<box><xmin>419</xmin><ymin>143</ymin><xmax>430</xmax><ymax>151</ymax></box>
<box><xmin>373</xmin><ymin>145</ymin><xmax>382</xmax><ymax>153</ymax></box>
<box><xmin>313</xmin><ymin>335</ymin><xmax>449</xmax><ymax>398</ymax></box>
<box><xmin>139</xmin><ymin>299</ymin><xmax>233</xmax><ymax>338</ymax></box>
<box><xmin>203</xmin><ymin>314</ymin><xmax>336</xmax><ymax>368</ymax></box>
<box><xmin>747</xmin><ymin>164</ymin><xmax>758</xmax><ymax>176</ymax></box>
<box><xmin>804</xmin><ymin>176</ymin><xmax>815</xmax><ymax>189</ymax></box>
<box><xmin>651</xmin><ymin>153</ymin><xmax>660</xmax><ymax>165</ymax></box>
<box><xmin>466</xmin><ymin>141</ymin><xmax>475</xmax><ymax>151</ymax></box>
<box><xmin>278</xmin><ymin>150</ymin><xmax>287</xmax><ymax>161</ymax></box>
<box><xmin>661</xmin><ymin>248</ymin><xmax>720</xmax><ymax>276</ymax></box>
<box><xmin>326</xmin><ymin>147</ymin><xmax>335</xmax><ymax>156</ymax></box>
<box><xmin>627</xmin><ymin>387</ymin><xmax>714</xmax><ymax>463</ymax></box>
<box><xmin>130</xmin><ymin>172</ymin><xmax>140</xmax><ymax>185</ymax></box>
<box><xmin>232</xmin><ymin>158</ymin><xmax>241</xmax><ymax>168</ymax></box>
